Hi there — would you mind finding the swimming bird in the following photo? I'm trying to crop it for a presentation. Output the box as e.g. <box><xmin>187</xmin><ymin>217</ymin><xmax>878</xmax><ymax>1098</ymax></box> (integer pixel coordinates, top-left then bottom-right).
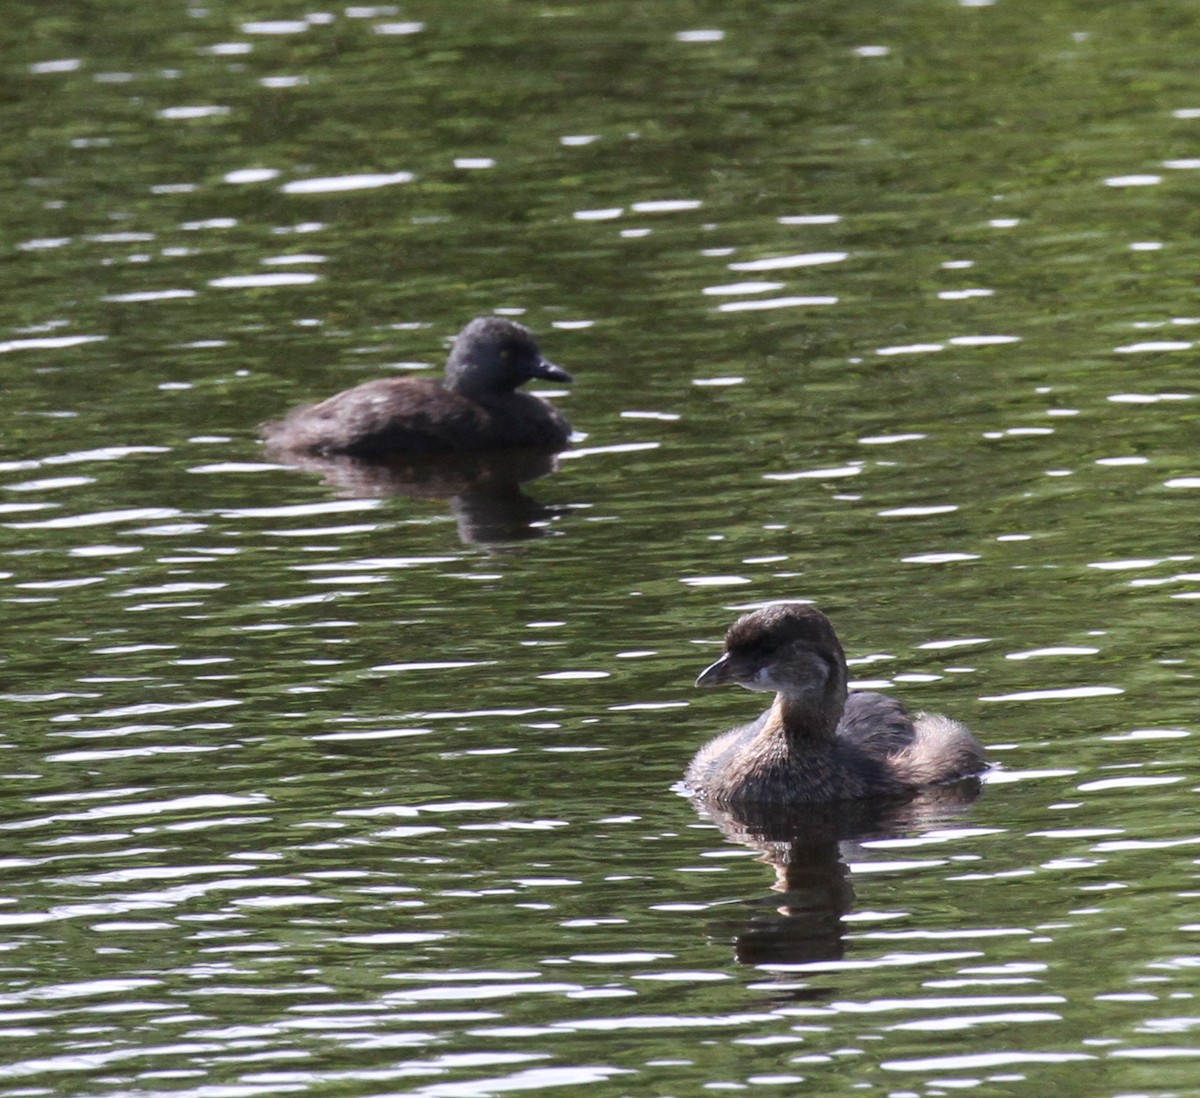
<box><xmin>686</xmin><ymin>603</ymin><xmax>986</xmax><ymax>807</ymax></box>
<box><xmin>262</xmin><ymin>315</ymin><xmax>572</xmax><ymax>458</ymax></box>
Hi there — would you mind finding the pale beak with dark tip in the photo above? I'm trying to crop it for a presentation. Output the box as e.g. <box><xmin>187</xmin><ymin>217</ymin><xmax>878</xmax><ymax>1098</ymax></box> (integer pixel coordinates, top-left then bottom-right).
<box><xmin>696</xmin><ymin>653</ymin><xmax>735</xmax><ymax>688</ymax></box>
<box><xmin>531</xmin><ymin>359</ymin><xmax>572</xmax><ymax>383</ymax></box>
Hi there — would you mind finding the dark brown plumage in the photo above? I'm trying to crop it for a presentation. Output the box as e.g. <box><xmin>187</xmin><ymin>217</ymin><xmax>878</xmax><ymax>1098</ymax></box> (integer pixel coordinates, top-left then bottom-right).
<box><xmin>261</xmin><ymin>316</ymin><xmax>572</xmax><ymax>458</ymax></box>
<box><xmin>686</xmin><ymin>603</ymin><xmax>987</xmax><ymax>807</ymax></box>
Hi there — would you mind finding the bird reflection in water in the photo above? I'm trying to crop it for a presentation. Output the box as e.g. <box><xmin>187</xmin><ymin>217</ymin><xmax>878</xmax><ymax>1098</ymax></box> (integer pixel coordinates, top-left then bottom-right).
<box><xmin>262</xmin><ymin>446</ymin><xmax>569</xmax><ymax>544</ymax></box>
<box><xmin>690</xmin><ymin>780</ymin><xmax>983</xmax><ymax>986</ymax></box>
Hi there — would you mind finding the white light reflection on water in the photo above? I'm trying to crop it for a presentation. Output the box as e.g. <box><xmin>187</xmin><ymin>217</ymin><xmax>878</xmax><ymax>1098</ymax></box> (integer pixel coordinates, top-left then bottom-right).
<box><xmin>716</xmin><ymin>295</ymin><xmax>838</xmax><ymax>312</ymax></box>
<box><xmin>209</xmin><ymin>272</ymin><xmax>321</xmax><ymax>288</ymax></box>
<box><xmin>882</xmin><ymin>1050</ymin><xmax>1093</xmax><ymax>1071</ymax></box>
<box><xmin>980</xmin><ymin>687</ymin><xmax>1123</xmax><ymax>702</ymax></box>
<box><xmin>0</xmin><ymin>334</ymin><xmax>105</xmax><ymax>353</ymax></box>
<box><xmin>702</xmin><ymin>281</ymin><xmax>784</xmax><ymax>295</ymax></box>
<box><xmin>727</xmin><ymin>251</ymin><xmax>847</xmax><ymax>271</ymax></box>
<box><xmin>6</xmin><ymin>507</ymin><xmax>182</xmax><ymax>529</ymax></box>
<box><xmin>281</xmin><ymin>172</ymin><xmax>415</xmax><ymax>194</ymax></box>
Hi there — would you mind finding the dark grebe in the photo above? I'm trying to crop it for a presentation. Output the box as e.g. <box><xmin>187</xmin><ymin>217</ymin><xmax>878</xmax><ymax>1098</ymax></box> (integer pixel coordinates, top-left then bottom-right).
<box><xmin>262</xmin><ymin>316</ymin><xmax>571</xmax><ymax>458</ymax></box>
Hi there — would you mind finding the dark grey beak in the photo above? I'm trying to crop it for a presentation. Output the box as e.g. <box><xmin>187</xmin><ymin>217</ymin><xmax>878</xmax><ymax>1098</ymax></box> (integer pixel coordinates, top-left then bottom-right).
<box><xmin>695</xmin><ymin>652</ymin><xmax>733</xmax><ymax>688</ymax></box>
<box><xmin>530</xmin><ymin>358</ymin><xmax>572</xmax><ymax>384</ymax></box>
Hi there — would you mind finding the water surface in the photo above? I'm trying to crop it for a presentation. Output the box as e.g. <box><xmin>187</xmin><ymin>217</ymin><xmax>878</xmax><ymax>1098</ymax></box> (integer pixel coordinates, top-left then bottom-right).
<box><xmin>2</xmin><ymin>1</ymin><xmax>1200</xmax><ymax>1095</ymax></box>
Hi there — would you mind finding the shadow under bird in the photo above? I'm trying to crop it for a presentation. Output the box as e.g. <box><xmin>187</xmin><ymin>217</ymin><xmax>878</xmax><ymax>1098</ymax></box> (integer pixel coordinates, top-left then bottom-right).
<box><xmin>261</xmin><ymin>316</ymin><xmax>572</xmax><ymax>459</ymax></box>
<box><xmin>686</xmin><ymin>603</ymin><xmax>987</xmax><ymax>808</ymax></box>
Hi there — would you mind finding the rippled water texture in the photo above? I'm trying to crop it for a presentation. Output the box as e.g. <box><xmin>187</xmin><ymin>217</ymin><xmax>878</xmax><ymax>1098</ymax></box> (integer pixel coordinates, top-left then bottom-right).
<box><xmin>3</xmin><ymin>2</ymin><xmax>1200</xmax><ymax>1095</ymax></box>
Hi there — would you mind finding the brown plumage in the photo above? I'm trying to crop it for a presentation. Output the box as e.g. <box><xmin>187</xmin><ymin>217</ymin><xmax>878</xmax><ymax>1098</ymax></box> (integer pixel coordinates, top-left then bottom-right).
<box><xmin>261</xmin><ymin>316</ymin><xmax>572</xmax><ymax>458</ymax></box>
<box><xmin>686</xmin><ymin>603</ymin><xmax>987</xmax><ymax>808</ymax></box>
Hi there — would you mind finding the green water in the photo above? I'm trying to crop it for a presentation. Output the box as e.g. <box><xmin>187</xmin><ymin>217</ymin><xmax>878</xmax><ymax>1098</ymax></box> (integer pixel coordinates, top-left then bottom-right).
<box><xmin>2</xmin><ymin>1</ymin><xmax>1199</xmax><ymax>1095</ymax></box>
